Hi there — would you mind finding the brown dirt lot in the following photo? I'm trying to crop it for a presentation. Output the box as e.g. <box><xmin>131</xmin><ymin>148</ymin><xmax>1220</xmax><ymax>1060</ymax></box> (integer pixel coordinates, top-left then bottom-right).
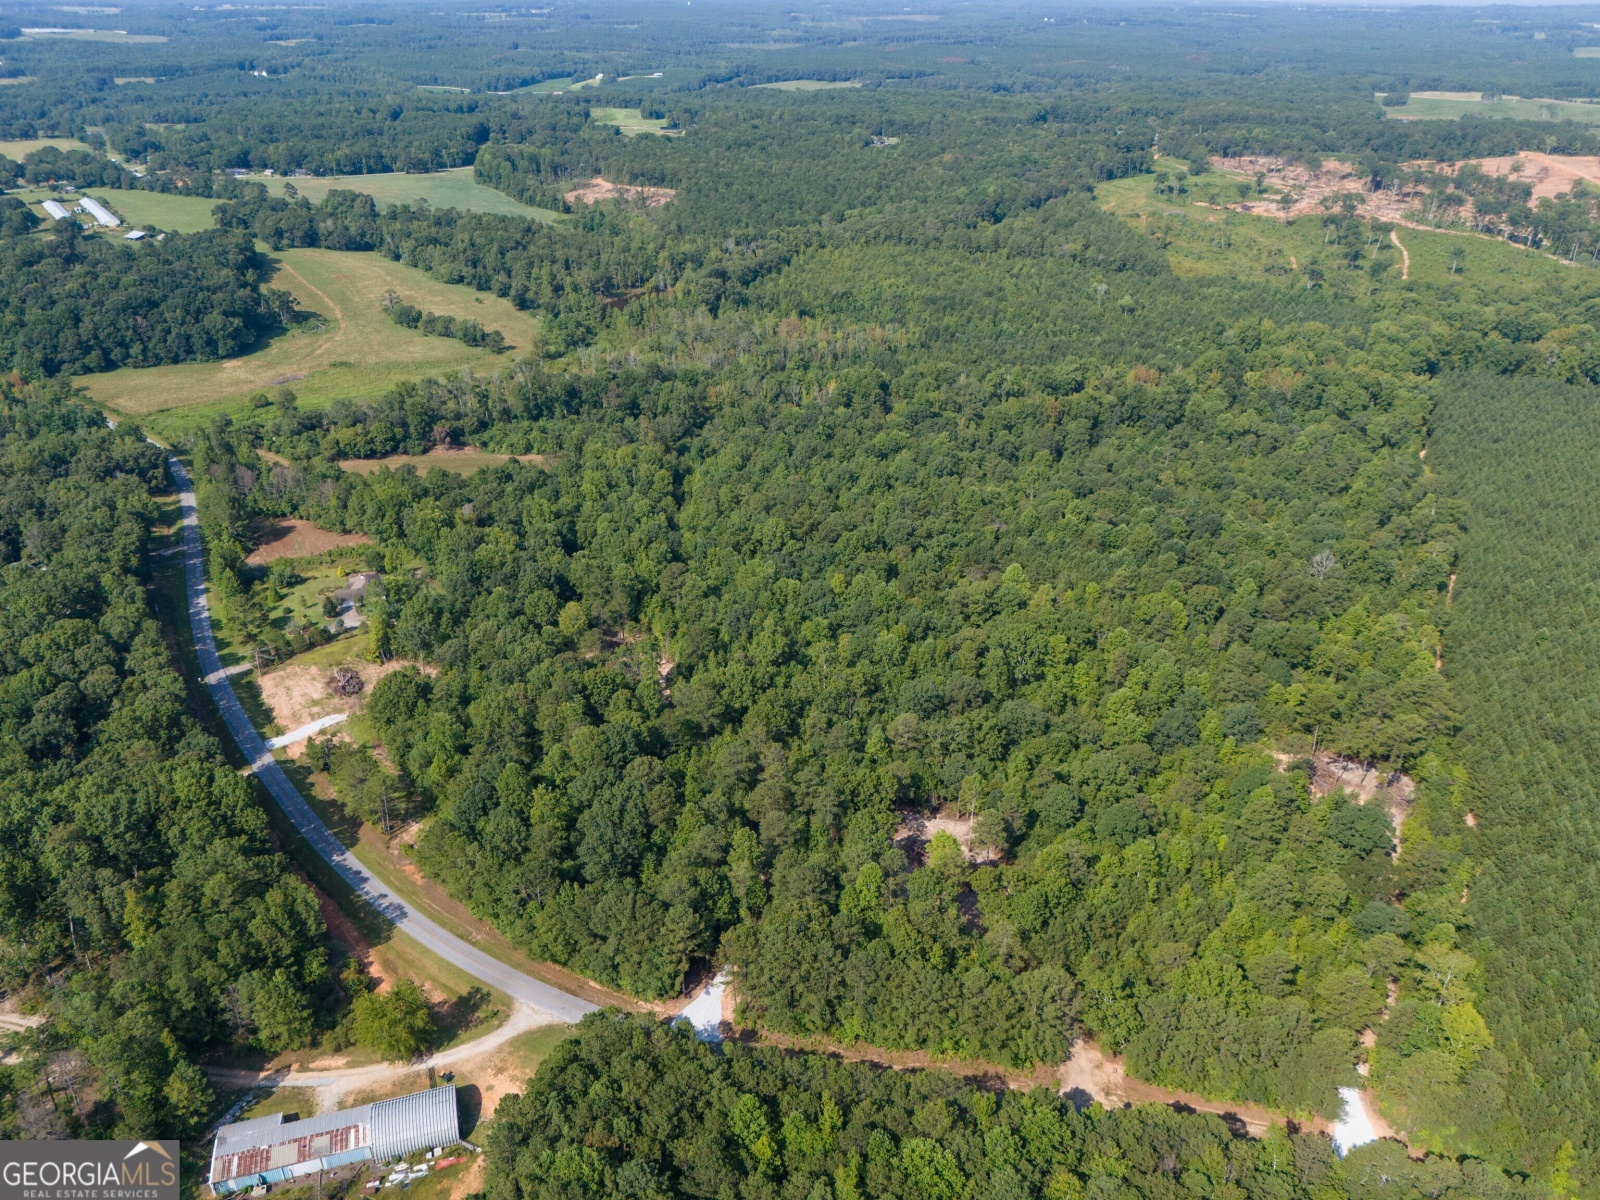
<box><xmin>258</xmin><ymin>657</ymin><xmax>429</xmax><ymax>754</ymax></box>
<box><xmin>246</xmin><ymin>518</ymin><xmax>373</xmax><ymax>564</ymax></box>
<box><xmin>1457</xmin><ymin>152</ymin><xmax>1600</xmax><ymax>200</ymax></box>
<box><xmin>563</xmin><ymin>176</ymin><xmax>676</xmax><ymax>207</ymax></box>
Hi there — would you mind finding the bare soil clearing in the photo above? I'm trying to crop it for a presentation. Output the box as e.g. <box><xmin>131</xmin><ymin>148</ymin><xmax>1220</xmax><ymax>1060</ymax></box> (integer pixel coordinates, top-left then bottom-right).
<box><xmin>1058</xmin><ymin>1039</ymin><xmax>1328</xmax><ymax>1137</ymax></box>
<box><xmin>563</xmin><ymin>176</ymin><xmax>675</xmax><ymax>207</ymax></box>
<box><xmin>894</xmin><ymin>809</ymin><xmax>1001</xmax><ymax>865</ymax></box>
<box><xmin>1211</xmin><ymin>156</ymin><xmax>1423</xmax><ymax>223</ymax></box>
<box><xmin>1459</xmin><ymin>152</ymin><xmax>1600</xmax><ymax>200</ymax></box>
<box><xmin>258</xmin><ymin>657</ymin><xmax>424</xmax><ymax>754</ymax></box>
<box><xmin>246</xmin><ymin>517</ymin><xmax>374</xmax><ymax>564</ymax></box>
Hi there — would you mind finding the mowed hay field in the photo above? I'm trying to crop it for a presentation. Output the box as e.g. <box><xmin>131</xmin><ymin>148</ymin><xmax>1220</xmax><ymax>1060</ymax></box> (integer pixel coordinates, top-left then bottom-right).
<box><xmin>265</xmin><ymin>167</ymin><xmax>560</xmax><ymax>221</ymax></box>
<box><xmin>78</xmin><ymin>247</ymin><xmax>542</xmax><ymax>423</ymax></box>
<box><xmin>90</xmin><ymin>189</ymin><xmax>222</xmax><ymax>232</ymax></box>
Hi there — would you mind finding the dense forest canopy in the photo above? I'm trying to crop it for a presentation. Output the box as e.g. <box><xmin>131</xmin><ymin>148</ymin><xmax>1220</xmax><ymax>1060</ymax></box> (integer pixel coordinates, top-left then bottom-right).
<box><xmin>0</xmin><ymin>387</ymin><xmax>329</xmax><ymax>1138</ymax></box>
<box><xmin>5</xmin><ymin>0</ymin><xmax>1600</xmax><ymax>1192</ymax></box>
<box><xmin>487</xmin><ymin>1012</ymin><xmax>1544</xmax><ymax>1200</ymax></box>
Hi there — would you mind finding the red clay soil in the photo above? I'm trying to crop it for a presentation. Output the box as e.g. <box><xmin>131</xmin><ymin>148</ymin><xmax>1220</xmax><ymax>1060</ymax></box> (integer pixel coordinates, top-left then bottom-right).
<box><xmin>246</xmin><ymin>517</ymin><xmax>373</xmax><ymax>564</ymax></box>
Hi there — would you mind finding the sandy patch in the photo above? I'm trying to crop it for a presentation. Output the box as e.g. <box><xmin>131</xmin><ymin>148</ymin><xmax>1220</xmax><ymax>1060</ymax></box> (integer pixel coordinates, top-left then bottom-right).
<box><xmin>562</xmin><ymin>176</ymin><xmax>676</xmax><ymax>207</ymax></box>
<box><xmin>894</xmin><ymin>809</ymin><xmax>1001</xmax><ymax>865</ymax></box>
<box><xmin>1058</xmin><ymin>1039</ymin><xmax>1329</xmax><ymax>1136</ymax></box>
<box><xmin>246</xmin><ymin>517</ymin><xmax>373</xmax><ymax>564</ymax></box>
<box><xmin>258</xmin><ymin>657</ymin><xmax>428</xmax><ymax>756</ymax></box>
<box><xmin>1276</xmin><ymin>751</ymin><xmax>1413</xmax><ymax>838</ymax></box>
<box><xmin>1461</xmin><ymin>152</ymin><xmax>1600</xmax><ymax>201</ymax></box>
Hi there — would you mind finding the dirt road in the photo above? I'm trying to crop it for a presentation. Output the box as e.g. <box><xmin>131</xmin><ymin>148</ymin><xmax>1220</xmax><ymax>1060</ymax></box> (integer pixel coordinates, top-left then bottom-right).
<box><xmin>205</xmin><ymin>1003</ymin><xmax>554</xmax><ymax>1112</ymax></box>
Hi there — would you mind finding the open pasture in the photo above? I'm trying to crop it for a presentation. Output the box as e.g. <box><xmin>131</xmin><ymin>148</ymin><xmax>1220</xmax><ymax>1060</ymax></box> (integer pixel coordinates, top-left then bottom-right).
<box><xmin>78</xmin><ymin>247</ymin><xmax>541</xmax><ymax>427</ymax></box>
<box><xmin>0</xmin><ymin>137</ymin><xmax>91</xmax><ymax>159</ymax></box>
<box><xmin>1382</xmin><ymin>91</ymin><xmax>1600</xmax><ymax>125</ymax></box>
<box><xmin>589</xmin><ymin>106</ymin><xmax>681</xmax><ymax>136</ymax></box>
<box><xmin>263</xmin><ymin>167</ymin><xmax>559</xmax><ymax>221</ymax></box>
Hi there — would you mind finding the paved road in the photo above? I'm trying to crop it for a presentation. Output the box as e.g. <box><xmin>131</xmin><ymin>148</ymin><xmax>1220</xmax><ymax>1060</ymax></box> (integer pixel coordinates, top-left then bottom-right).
<box><xmin>167</xmin><ymin>456</ymin><xmax>597</xmax><ymax>1025</ymax></box>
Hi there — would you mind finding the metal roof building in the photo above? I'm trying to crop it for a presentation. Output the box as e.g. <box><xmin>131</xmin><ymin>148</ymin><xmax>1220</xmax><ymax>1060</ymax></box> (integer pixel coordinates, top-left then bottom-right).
<box><xmin>42</xmin><ymin>200</ymin><xmax>70</xmax><ymax>220</ymax></box>
<box><xmin>78</xmin><ymin>196</ymin><xmax>120</xmax><ymax>227</ymax></box>
<box><xmin>208</xmin><ymin>1086</ymin><xmax>459</xmax><ymax>1195</ymax></box>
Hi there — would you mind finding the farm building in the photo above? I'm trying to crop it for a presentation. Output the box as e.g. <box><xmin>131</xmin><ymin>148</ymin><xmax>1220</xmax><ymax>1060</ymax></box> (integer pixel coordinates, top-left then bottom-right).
<box><xmin>42</xmin><ymin>200</ymin><xmax>70</xmax><ymax>220</ymax></box>
<box><xmin>208</xmin><ymin>1085</ymin><xmax>459</xmax><ymax>1195</ymax></box>
<box><xmin>78</xmin><ymin>196</ymin><xmax>120</xmax><ymax>227</ymax></box>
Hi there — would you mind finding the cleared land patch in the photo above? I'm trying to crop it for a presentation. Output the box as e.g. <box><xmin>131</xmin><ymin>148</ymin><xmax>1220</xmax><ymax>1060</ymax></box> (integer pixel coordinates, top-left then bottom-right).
<box><xmin>1380</xmin><ymin>90</ymin><xmax>1600</xmax><ymax>125</ymax></box>
<box><xmin>1094</xmin><ymin>164</ymin><xmax>1570</xmax><ymax>292</ymax></box>
<box><xmin>263</xmin><ymin>166</ymin><xmax>559</xmax><ymax>221</ymax></box>
<box><xmin>245</xmin><ymin>517</ymin><xmax>373</xmax><ymax>564</ymax></box>
<box><xmin>339</xmin><ymin>446</ymin><xmax>549</xmax><ymax>475</ymax></box>
<box><xmin>752</xmin><ymin>79</ymin><xmax>861</xmax><ymax>90</ymax></box>
<box><xmin>0</xmin><ymin>137</ymin><xmax>90</xmax><ymax>158</ymax></box>
<box><xmin>588</xmin><ymin>106</ymin><xmax>681</xmax><ymax>136</ymax></box>
<box><xmin>1460</xmin><ymin>151</ymin><xmax>1600</xmax><ymax>200</ymax></box>
<box><xmin>7</xmin><ymin>187</ymin><xmax>222</xmax><ymax>233</ymax></box>
<box><xmin>21</xmin><ymin>27</ymin><xmax>166</xmax><ymax>41</ymax></box>
<box><xmin>563</xmin><ymin>176</ymin><xmax>675</xmax><ymax>206</ymax></box>
<box><xmin>78</xmin><ymin>246</ymin><xmax>543</xmax><ymax>426</ymax></box>
<box><xmin>0</xmin><ymin>76</ymin><xmax>35</xmax><ymax>86</ymax></box>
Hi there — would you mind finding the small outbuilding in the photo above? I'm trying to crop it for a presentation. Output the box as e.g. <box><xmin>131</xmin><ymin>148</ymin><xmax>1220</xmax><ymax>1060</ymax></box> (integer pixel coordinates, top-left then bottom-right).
<box><xmin>208</xmin><ymin>1085</ymin><xmax>460</xmax><ymax>1195</ymax></box>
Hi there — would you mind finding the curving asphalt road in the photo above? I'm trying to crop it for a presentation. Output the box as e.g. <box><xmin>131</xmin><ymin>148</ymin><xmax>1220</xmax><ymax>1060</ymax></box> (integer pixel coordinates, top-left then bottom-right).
<box><xmin>166</xmin><ymin>455</ymin><xmax>597</xmax><ymax>1025</ymax></box>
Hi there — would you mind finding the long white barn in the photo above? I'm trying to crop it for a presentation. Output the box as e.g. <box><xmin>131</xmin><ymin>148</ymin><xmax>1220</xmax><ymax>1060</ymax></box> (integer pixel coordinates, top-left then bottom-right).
<box><xmin>208</xmin><ymin>1085</ymin><xmax>460</xmax><ymax>1195</ymax></box>
<box><xmin>78</xmin><ymin>196</ymin><xmax>120</xmax><ymax>227</ymax></box>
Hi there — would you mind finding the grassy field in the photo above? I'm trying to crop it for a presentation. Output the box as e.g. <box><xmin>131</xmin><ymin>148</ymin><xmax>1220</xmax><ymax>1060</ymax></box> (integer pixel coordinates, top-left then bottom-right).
<box><xmin>1380</xmin><ymin>91</ymin><xmax>1600</xmax><ymax>125</ymax></box>
<box><xmin>589</xmin><ymin>106</ymin><xmax>680</xmax><ymax>136</ymax></box>
<box><xmin>8</xmin><ymin>186</ymin><xmax>221</xmax><ymax>232</ymax></box>
<box><xmin>752</xmin><ymin>79</ymin><xmax>861</xmax><ymax>90</ymax></box>
<box><xmin>0</xmin><ymin>137</ymin><xmax>90</xmax><ymax>158</ymax></box>
<box><xmin>79</xmin><ymin>247</ymin><xmax>543</xmax><ymax>433</ymax></box>
<box><xmin>494</xmin><ymin>76</ymin><xmax>575</xmax><ymax>94</ymax></box>
<box><xmin>1094</xmin><ymin>166</ymin><xmax>1578</xmax><ymax>291</ymax></box>
<box><xmin>21</xmin><ymin>28</ymin><xmax>167</xmax><ymax>42</ymax></box>
<box><xmin>262</xmin><ymin>167</ymin><xmax>559</xmax><ymax>220</ymax></box>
